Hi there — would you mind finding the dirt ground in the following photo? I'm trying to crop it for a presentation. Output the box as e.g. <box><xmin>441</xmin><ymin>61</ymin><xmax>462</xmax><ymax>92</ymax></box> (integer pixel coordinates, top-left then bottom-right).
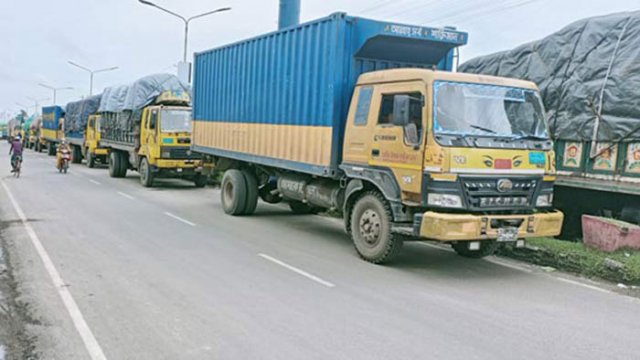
<box><xmin>0</xmin><ymin>220</ymin><xmax>39</xmax><ymax>360</ymax></box>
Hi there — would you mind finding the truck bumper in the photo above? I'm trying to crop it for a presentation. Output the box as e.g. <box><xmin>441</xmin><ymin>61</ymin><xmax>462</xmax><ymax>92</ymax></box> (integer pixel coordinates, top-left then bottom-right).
<box><xmin>153</xmin><ymin>159</ymin><xmax>203</xmax><ymax>178</ymax></box>
<box><xmin>415</xmin><ymin>211</ymin><xmax>564</xmax><ymax>242</ymax></box>
<box><xmin>94</xmin><ymin>148</ymin><xmax>109</xmax><ymax>156</ymax></box>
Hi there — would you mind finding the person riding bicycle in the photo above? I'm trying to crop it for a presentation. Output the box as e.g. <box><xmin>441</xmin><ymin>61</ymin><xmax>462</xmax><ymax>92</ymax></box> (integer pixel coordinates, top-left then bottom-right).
<box><xmin>9</xmin><ymin>135</ymin><xmax>23</xmax><ymax>173</ymax></box>
<box><xmin>56</xmin><ymin>139</ymin><xmax>71</xmax><ymax>169</ymax></box>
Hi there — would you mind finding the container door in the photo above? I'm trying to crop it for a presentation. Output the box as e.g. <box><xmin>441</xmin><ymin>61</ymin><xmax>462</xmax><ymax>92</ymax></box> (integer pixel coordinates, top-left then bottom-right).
<box><xmin>369</xmin><ymin>82</ymin><xmax>427</xmax><ymax>202</ymax></box>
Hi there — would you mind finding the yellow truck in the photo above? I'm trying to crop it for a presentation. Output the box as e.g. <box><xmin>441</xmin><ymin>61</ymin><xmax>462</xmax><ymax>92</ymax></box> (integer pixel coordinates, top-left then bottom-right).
<box><xmin>100</xmin><ymin>75</ymin><xmax>205</xmax><ymax>187</ymax></box>
<box><xmin>192</xmin><ymin>13</ymin><xmax>564</xmax><ymax>263</ymax></box>
<box><xmin>83</xmin><ymin>114</ymin><xmax>109</xmax><ymax>168</ymax></box>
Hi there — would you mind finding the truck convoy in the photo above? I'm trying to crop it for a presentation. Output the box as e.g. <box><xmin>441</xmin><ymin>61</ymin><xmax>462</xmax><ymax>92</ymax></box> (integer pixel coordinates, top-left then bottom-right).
<box><xmin>99</xmin><ymin>74</ymin><xmax>206</xmax><ymax>187</ymax></box>
<box><xmin>459</xmin><ymin>11</ymin><xmax>640</xmax><ymax>238</ymax></box>
<box><xmin>64</xmin><ymin>95</ymin><xmax>102</xmax><ymax>164</ymax></box>
<box><xmin>41</xmin><ymin>106</ymin><xmax>65</xmax><ymax>155</ymax></box>
<box><xmin>192</xmin><ymin>12</ymin><xmax>564</xmax><ymax>263</ymax></box>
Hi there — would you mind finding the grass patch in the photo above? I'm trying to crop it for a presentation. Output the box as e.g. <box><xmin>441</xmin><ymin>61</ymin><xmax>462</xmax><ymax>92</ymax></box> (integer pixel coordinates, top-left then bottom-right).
<box><xmin>498</xmin><ymin>237</ymin><xmax>640</xmax><ymax>285</ymax></box>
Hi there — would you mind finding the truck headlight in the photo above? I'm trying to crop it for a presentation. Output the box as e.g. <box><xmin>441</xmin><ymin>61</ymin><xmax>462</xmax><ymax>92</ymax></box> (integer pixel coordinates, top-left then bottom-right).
<box><xmin>427</xmin><ymin>193</ymin><xmax>463</xmax><ymax>208</ymax></box>
<box><xmin>536</xmin><ymin>193</ymin><xmax>554</xmax><ymax>207</ymax></box>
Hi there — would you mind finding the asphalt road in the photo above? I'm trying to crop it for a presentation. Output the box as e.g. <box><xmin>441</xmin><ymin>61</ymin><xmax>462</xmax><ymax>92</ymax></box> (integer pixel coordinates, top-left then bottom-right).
<box><xmin>1</xmin><ymin>142</ymin><xmax>639</xmax><ymax>360</ymax></box>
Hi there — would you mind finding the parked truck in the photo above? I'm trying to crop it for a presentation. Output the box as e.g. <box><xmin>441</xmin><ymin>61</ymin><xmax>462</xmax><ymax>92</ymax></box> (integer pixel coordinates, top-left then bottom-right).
<box><xmin>460</xmin><ymin>11</ymin><xmax>640</xmax><ymax>238</ymax></box>
<box><xmin>192</xmin><ymin>12</ymin><xmax>564</xmax><ymax>263</ymax></box>
<box><xmin>64</xmin><ymin>95</ymin><xmax>102</xmax><ymax>164</ymax></box>
<box><xmin>41</xmin><ymin>106</ymin><xmax>65</xmax><ymax>156</ymax></box>
<box><xmin>99</xmin><ymin>74</ymin><xmax>206</xmax><ymax>187</ymax></box>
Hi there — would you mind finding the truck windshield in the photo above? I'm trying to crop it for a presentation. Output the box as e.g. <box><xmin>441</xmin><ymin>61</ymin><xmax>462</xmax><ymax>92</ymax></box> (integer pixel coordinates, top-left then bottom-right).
<box><xmin>160</xmin><ymin>109</ymin><xmax>191</xmax><ymax>133</ymax></box>
<box><xmin>433</xmin><ymin>82</ymin><xmax>549</xmax><ymax>139</ymax></box>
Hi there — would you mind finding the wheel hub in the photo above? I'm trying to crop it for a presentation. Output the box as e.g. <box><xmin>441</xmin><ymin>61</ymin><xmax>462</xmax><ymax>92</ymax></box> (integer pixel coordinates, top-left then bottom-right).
<box><xmin>359</xmin><ymin>209</ymin><xmax>381</xmax><ymax>245</ymax></box>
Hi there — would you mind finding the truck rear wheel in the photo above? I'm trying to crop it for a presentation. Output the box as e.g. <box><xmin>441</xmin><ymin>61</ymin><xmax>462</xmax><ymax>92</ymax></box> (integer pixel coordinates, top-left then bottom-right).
<box><xmin>109</xmin><ymin>151</ymin><xmax>127</xmax><ymax>178</ymax></box>
<box><xmin>139</xmin><ymin>157</ymin><xmax>154</xmax><ymax>187</ymax></box>
<box><xmin>47</xmin><ymin>143</ymin><xmax>55</xmax><ymax>156</ymax></box>
<box><xmin>221</xmin><ymin>169</ymin><xmax>248</xmax><ymax>216</ymax></box>
<box><xmin>452</xmin><ymin>241</ymin><xmax>499</xmax><ymax>259</ymax></box>
<box><xmin>241</xmin><ymin>169</ymin><xmax>259</xmax><ymax>215</ymax></box>
<box><xmin>117</xmin><ymin>152</ymin><xmax>128</xmax><ymax>177</ymax></box>
<box><xmin>350</xmin><ymin>191</ymin><xmax>403</xmax><ymax>264</ymax></box>
<box><xmin>72</xmin><ymin>145</ymin><xmax>82</xmax><ymax>164</ymax></box>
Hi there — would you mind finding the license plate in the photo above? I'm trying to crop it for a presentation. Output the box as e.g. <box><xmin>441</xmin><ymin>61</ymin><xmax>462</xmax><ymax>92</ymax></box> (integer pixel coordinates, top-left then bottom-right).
<box><xmin>497</xmin><ymin>227</ymin><xmax>519</xmax><ymax>242</ymax></box>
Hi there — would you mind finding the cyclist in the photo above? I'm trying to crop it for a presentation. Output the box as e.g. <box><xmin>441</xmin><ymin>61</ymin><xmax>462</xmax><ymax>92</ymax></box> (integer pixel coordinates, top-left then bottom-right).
<box><xmin>9</xmin><ymin>135</ymin><xmax>23</xmax><ymax>173</ymax></box>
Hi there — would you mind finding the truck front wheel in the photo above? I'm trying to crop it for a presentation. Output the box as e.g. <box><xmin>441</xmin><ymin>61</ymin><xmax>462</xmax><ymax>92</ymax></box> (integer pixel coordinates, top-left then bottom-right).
<box><xmin>108</xmin><ymin>152</ymin><xmax>119</xmax><ymax>177</ymax></box>
<box><xmin>350</xmin><ymin>191</ymin><xmax>403</xmax><ymax>264</ymax></box>
<box><xmin>221</xmin><ymin>169</ymin><xmax>248</xmax><ymax>216</ymax></box>
<box><xmin>452</xmin><ymin>241</ymin><xmax>499</xmax><ymax>259</ymax></box>
<box><xmin>86</xmin><ymin>148</ymin><xmax>95</xmax><ymax>168</ymax></box>
<box><xmin>72</xmin><ymin>145</ymin><xmax>82</xmax><ymax>164</ymax></box>
<box><xmin>139</xmin><ymin>157</ymin><xmax>154</xmax><ymax>187</ymax></box>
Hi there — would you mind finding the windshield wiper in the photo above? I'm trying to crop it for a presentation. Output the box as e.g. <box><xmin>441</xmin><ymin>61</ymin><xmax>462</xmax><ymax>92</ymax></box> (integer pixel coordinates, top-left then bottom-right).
<box><xmin>469</xmin><ymin>124</ymin><xmax>497</xmax><ymax>134</ymax></box>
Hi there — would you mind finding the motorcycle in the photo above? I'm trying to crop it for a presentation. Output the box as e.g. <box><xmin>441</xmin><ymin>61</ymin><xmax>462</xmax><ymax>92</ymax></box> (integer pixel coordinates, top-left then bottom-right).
<box><xmin>58</xmin><ymin>148</ymin><xmax>71</xmax><ymax>174</ymax></box>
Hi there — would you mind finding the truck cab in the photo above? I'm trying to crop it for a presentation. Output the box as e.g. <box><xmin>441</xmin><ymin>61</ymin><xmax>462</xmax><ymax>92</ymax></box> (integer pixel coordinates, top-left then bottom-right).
<box><xmin>342</xmin><ymin>69</ymin><xmax>563</xmax><ymax>257</ymax></box>
<box><xmin>135</xmin><ymin>91</ymin><xmax>205</xmax><ymax>187</ymax></box>
<box><xmin>84</xmin><ymin>114</ymin><xmax>108</xmax><ymax>168</ymax></box>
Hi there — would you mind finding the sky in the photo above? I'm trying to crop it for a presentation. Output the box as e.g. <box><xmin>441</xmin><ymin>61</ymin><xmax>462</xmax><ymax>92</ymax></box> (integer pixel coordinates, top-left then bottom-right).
<box><xmin>0</xmin><ymin>0</ymin><xmax>638</xmax><ymax>123</ymax></box>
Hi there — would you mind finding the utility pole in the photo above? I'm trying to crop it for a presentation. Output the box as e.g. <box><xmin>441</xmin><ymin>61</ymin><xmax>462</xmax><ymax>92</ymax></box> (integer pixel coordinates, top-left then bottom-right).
<box><xmin>68</xmin><ymin>61</ymin><xmax>118</xmax><ymax>96</ymax></box>
<box><xmin>138</xmin><ymin>0</ymin><xmax>231</xmax><ymax>83</ymax></box>
<box><xmin>38</xmin><ymin>83</ymin><xmax>73</xmax><ymax>104</ymax></box>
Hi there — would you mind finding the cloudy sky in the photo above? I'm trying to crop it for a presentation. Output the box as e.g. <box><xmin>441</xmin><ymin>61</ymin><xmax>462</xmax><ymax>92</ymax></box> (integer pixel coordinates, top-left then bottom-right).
<box><xmin>0</xmin><ymin>0</ymin><xmax>637</xmax><ymax>122</ymax></box>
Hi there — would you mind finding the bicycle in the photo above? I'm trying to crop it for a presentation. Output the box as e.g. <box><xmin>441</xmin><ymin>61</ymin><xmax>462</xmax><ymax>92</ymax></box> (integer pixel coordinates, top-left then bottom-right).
<box><xmin>12</xmin><ymin>156</ymin><xmax>22</xmax><ymax>178</ymax></box>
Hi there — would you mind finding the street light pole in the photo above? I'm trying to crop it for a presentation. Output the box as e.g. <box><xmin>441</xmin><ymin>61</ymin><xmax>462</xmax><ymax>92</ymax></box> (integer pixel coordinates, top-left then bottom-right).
<box><xmin>38</xmin><ymin>83</ymin><xmax>73</xmax><ymax>104</ymax></box>
<box><xmin>138</xmin><ymin>0</ymin><xmax>231</xmax><ymax>81</ymax></box>
<box><xmin>67</xmin><ymin>61</ymin><xmax>118</xmax><ymax>96</ymax></box>
<box><xmin>27</xmin><ymin>97</ymin><xmax>50</xmax><ymax>115</ymax></box>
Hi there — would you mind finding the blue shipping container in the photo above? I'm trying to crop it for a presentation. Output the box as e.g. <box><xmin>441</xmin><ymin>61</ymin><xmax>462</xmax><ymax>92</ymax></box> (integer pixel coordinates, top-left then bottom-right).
<box><xmin>42</xmin><ymin>106</ymin><xmax>64</xmax><ymax>131</ymax></box>
<box><xmin>192</xmin><ymin>12</ymin><xmax>467</xmax><ymax>177</ymax></box>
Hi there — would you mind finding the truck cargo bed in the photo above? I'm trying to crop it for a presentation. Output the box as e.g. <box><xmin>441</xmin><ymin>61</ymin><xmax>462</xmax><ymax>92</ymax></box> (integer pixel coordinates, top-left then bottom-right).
<box><xmin>192</xmin><ymin>12</ymin><xmax>467</xmax><ymax>177</ymax></box>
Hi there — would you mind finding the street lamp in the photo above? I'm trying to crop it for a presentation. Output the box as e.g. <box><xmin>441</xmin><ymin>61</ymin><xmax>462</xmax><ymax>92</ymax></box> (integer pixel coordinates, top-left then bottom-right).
<box><xmin>138</xmin><ymin>0</ymin><xmax>230</xmax><ymax>82</ymax></box>
<box><xmin>38</xmin><ymin>83</ymin><xmax>73</xmax><ymax>104</ymax></box>
<box><xmin>26</xmin><ymin>97</ymin><xmax>50</xmax><ymax>115</ymax></box>
<box><xmin>67</xmin><ymin>61</ymin><xmax>119</xmax><ymax>96</ymax></box>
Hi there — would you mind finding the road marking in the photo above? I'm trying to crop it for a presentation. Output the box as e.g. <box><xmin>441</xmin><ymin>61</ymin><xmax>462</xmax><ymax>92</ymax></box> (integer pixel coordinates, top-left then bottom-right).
<box><xmin>485</xmin><ymin>257</ymin><xmax>534</xmax><ymax>273</ymax></box>
<box><xmin>89</xmin><ymin>179</ymin><xmax>101</xmax><ymax>185</ymax></box>
<box><xmin>164</xmin><ymin>212</ymin><xmax>196</xmax><ymax>227</ymax></box>
<box><xmin>1</xmin><ymin>180</ymin><xmax>108</xmax><ymax>360</ymax></box>
<box><xmin>554</xmin><ymin>277</ymin><xmax>612</xmax><ymax>295</ymax></box>
<box><xmin>417</xmin><ymin>242</ymin><xmax>454</xmax><ymax>253</ymax></box>
<box><xmin>258</xmin><ymin>253</ymin><xmax>335</xmax><ymax>288</ymax></box>
<box><xmin>117</xmin><ymin>191</ymin><xmax>135</xmax><ymax>200</ymax></box>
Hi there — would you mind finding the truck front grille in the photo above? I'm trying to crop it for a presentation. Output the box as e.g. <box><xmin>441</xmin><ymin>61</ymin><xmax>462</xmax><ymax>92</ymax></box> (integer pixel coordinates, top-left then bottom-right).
<box><xmin>161</xmin><ymin>147</ymin><xmax>201</xmax><ymax>160</ymax></box>
<box><xmin>461</xmin><ymin>177</ymin><xmax>539</xmax><ymax>210</ymax></box>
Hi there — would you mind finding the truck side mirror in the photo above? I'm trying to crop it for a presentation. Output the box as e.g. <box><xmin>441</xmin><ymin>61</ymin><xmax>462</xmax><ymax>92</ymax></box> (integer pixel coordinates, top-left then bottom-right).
<box><xmin>392</xmin><ymin>95</ymin><xmax>410</xmax><ymax>127</ymax></box>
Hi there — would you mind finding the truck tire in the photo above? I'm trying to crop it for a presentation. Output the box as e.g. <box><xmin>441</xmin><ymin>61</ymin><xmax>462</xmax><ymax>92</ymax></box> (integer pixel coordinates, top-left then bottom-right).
<box><xmin>139</xmin><ymin>157</ymin><xmax>154</xmax><ymax>187</ymax></box>
<box><xmin>117</xmin><ymin>152</ymin><xmax>128</xmax><ymax>177</ymax></box>
<box><xmin>86</xmin><ymin>149</ymin><xmax>95</xmax><ymax>168</ymax></box>
<box><xmin>221</xmin><ymin>169</ymin><xmax>248</xmax><ymax>216</ymax></box>
<box><xmin>452</xmin><ymin>241</ymin><xmax>499</xmax><ymax>259</ymax></box>
<box><xmin>241</xmin><ymin>169</ymin><xmax>259</xmax><ymax>215</ymax></box>
<box><xmin>35</xmin><ymin>141</ymin><xmax>40</xmax><ymax>152</ymax></box>
<box><xmin>350</xmin><ymin>191</ymin><xmax>403</xmax><ymax>264</ymax></box>
<box><xmin>108</xmin><ymin>152</ymin><xmax>120</xmax><ymax>177</ymax></box>
<box><xmin>47</xmin><ymin>143</ymin><xmax>55</xmax><ymax>156</ymax></box>
<box><xmin>193</xmin><ymin>174</ymin><xmax>207</xmax><ymax>188</ymax></box>
<box><xmin>289</xmin><ymin>201</ymin><xmax>320</xmax><ymax>215</ymax></box>
<box><xmin>72</xmin><ymin>145</ymin><xmax>82</xmax><ymax>164</ymax></box>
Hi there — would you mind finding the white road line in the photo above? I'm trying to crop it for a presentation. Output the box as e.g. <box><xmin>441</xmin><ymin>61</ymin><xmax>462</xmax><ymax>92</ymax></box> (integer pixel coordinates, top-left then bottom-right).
<box><xmin>258</xmin><ymin>253</ymin><xmax>335</xmax><ymax>288</ymax></box>
<box><xmin>554</xmin><ymin>277</ymin><xmax>613</xmax><ymax>295</ymax></box>
<box><xmin>164</xmin><ymin>212</ymin><xmax>196</xmax><ymax>227</ymax></box>
<box><xmin>89</xmin><ymin>179</ymin><xmax>101</xmax><ymax>185</ymax></box>
<box><xmin>1</xmin><ymin>180</ymin><xmax>108</xmax><ymax>360</ymax></box>
<box><xmin>417</xmin><ymin>242</ymin><xmax>454</xmax><ymax>253</ymax></box>
<box><xmin>117</xmin><ymin>191</ymin><xmax>135</xmax><ymax>200</ymax></box>
<box><xmin>485</xmin><ymin>257</ymin><xmax>534</xmax><ymax>273</ymax></box>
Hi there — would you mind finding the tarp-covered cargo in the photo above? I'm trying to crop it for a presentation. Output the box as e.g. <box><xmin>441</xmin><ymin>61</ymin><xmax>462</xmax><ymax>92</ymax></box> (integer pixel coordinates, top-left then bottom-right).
<box><xmin>459</xmin><ymin>11</ymin><xmax>640</xmax><ymax>142</ymax></box>
<box><xmin>64</xmin><ymin>95</ymin><xmax>102</xmax><ymax>139</ymax></box>
<box><xmin>192</xmin><ymin>12</ymin><xmax>468</xmax><ymax>177</ymax></box>
<box><xmin>99</xmin><ymin>74</ymin><xmax>190</xmax><ymax>145</ymax></box>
